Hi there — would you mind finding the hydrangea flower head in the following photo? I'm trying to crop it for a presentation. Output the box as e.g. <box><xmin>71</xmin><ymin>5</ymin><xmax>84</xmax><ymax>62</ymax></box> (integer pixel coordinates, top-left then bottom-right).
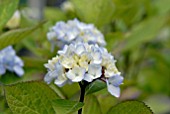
<box><xmin>0</xmin><ymin>46</ymin><xmax>24</xmax><ymax>76</ymax></box>
<box><xmin>44</xmin><ymin>42</ymin><xmax>123</xmax><ymax>97</ymax></box>
<box><xmin>47</xmin><ymin>19</ymin><xmax>106</xmax><ymax>50</ymax></box>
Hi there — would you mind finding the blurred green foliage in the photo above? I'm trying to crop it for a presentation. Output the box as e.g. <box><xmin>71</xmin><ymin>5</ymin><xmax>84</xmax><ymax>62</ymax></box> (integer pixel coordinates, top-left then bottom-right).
<box><xmin>0</xmin><ymin>0</ymin><xmax>170</xmax><ymax>113</ymax></box>
<box><xmin>0</xmin><ymin>0</ymin><xmax>19</xmax><ymax>30</ymax></box>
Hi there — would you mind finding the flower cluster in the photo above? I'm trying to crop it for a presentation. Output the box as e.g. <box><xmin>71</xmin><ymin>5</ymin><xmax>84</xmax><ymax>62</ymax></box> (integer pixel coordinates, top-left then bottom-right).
<box><xmin>47</xmin><ymin>18</ymin><xmax>106</xmax><ymax>50</ymax></box>
<box><xmin>0</xmin><ymin>46</ymin><xmax>24</xmax><ymax>77</ymax></box>
<box><xmin>44</xmin><ymin>42</ymin><xmax>123</xmax><ymax>97</ymax></box>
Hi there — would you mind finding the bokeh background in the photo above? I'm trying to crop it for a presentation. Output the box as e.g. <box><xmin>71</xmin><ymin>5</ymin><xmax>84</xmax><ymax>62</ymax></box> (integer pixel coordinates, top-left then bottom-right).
<box><xmin>0</xmin><ymin>0</ymin><xmax>170</xmax><ymax>114</ymax></box>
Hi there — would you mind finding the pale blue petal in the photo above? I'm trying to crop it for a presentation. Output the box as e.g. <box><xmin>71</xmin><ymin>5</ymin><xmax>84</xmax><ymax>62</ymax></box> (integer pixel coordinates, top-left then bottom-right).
<box><xmin>50</xmin><ymin>69</ymin><xmax>59</xmax><ymax>78</ymax></box>
<box><xmin>72</xmin><ymin>75</ymin><xmax>84</xmax><ymax>82</ymax></box>
<box><xmin>14</xmin><ymin>56</ymin><xmax>24</xmax><ymax>66</ymax></box>
<box><xmin>84</xmin><ymin>73</ymin><xmax>93</xmax><ymax>82</ymax></box>
<box><xmin>66</xmin><ymin>67</ymin><xmax>85</xmax><ymax>82</ymax></box>
<box><xmin>66</xmin><ymin>71</ymin><xmax>75</xmax><ymax>80</ymax></box>
<box><xmin>13</xmin><ymin>65</ymin><xmax>24</xmax><ymax>77</ymax></box>
<box><xmin>44</xmin><ymin>72</ymin><xmax>53</xmax><ymax>84</ymax></box>
<box><xmin>66</xmin><ymin>28</ymin><xmax>79</xmax><ymax>41</ymax></box>
<box><xmin>75</xmin><ymin>44</ymin><xmax>86</xmax><ymax>55</ymax></box>
<box><xmin>54</xmin><ymin>76</ymin><xmax>67</xmax><ymax>87</ymax></box>
<box><xmin>106</xmin><ymin>79</ymin><xmax>120</xmax><ymax>97</ymax></box>
<box><xmin>0</xmin><ymin>64</ymin><xmax>6</xmax><ymax>75</ymax></box>
<box><xmin>88</xmin><ymin>64</ymin><xmax>102</xmax><ymax>79</ymax></box>
<box><xmin>91</xmin><ymin>50</ymin><xmax>102</xmax><ymax>64</ymax></box>
<box><xmin>2</xmin><ymin>46</ymin><xmax>15</xmax><ymax>56</ymax></box>
<box><xmin>58</xmin><ymin>45</ymin><xmax>68</xmax><ymax>55</ymax></box>
<box><xmin>108</xmin><ymin>75</ymin><xmax>124</xmax><ymax>87</ymax></box>
<box><xmin>54</xmin><ymin>22</ymin><xmax>66</xmax><ymax>39</ymax></box>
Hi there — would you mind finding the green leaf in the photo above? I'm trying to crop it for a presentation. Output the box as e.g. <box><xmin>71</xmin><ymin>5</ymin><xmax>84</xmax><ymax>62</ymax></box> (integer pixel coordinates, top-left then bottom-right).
<box><xmin>44</xmin><ymin>7</ymin><xmax>67</xmax><ymax>22</ymax></box>
<box><xmin>61</xmin><ymin>83</ymin><xmax>80</xmax><ymax>99</ymax></box>
<box><xmin>107</xmin><ymin>100</ymin><xmax>153</xmax><ymax>114</ymax></box>
<box><xmin>145</xmin><ymin>94</ymin><xmax>170</xmax><ymax>114</ymax></box>
<box><xmin>105</xmin><ymin>32</ymin><xmax>123</xmax><ymax>51</ymax></box>
<box><xmin>0</xmin><ymin>68</ymin><xmax>44</xmax><ymax>85</ymax></box>
<box><xmin>83</xmin><ymin>95</ymin><xmax>102</xmax><ymax>114</ymax></box>
<box><xmin>0</xmin><ymin>85</ymin><xmax>12</xmax><ymax>114</ymax></box>
<box><xmin>115</xmin><ymin>15</ymin><xmax>167</xmax><ymax>53</ymax></box>
<box><xmin>0</xmin><ymin>0</ymin><xmax>19</xmax><ymax>30</ymax></box>
<box><xmin>154</xmin><ymin>0</ymin><xmax>170</xmax><ymax>15</ymax></box>
<box><xmin>52</xmin><ymin>99</ymin><xmax>84</xmax><ymax>114</ymax></box>
<box><xmin>0</xmin><ymin>95</ymin><xmax>11</xmax><ymax>114</ymax></box>
<box><xmin>0</xmin><ymin>72</ymin><xmax>22</xmax><ymax>84</ymax></box>
<box><xmin>85</xmin><ymin>80</ymin><xmax>106</xmax><ymax>95</ymax></box>
<box><xmin>0</xmin><ymin>21</ymin><xmax>45</xmax><ymax>50</ymax></box>
<box><xmin>112</xmin><ymin>0</ymin><xmax>145</xmax><ymax>26</ymax></box>
<box><xmin>4</xmin><ymin>81</ymin><xmax>59</xmax><ymax>114</ymax></box>
<box><xmin>95</xmin><ymin>89</ymin><xmax>119</xmax><ymax>114</ymax></box>
<box><xmin>49</xmin><ymin>83</ymin><xmax>66</xmax><ymax>99</ymax></box>
<box><xmin>137</xmin><ymin>47</ymin><xmax>170</xmax><ymax>94</ymax></box>
<box><xmin>21</xmin><ymin>57</ymin><xmax>46</xmax><ymax>70</ymax></box>
<box><xmin>71</xmin><ymin>0</ymin><xmax>115</xmax><ymax>27</ymax></box>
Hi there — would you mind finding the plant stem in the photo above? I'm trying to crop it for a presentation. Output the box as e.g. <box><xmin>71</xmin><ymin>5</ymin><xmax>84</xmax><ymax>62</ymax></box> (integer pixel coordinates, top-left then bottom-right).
<box><xmin>78</xmin><ymin>81</ymin><xmax>88</xmax><ymax>114</ymax></box>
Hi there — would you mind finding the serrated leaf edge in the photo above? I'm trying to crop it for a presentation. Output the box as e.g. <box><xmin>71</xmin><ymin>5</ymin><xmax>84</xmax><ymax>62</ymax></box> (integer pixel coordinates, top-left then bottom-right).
<box><xmin>3</xmin><ymin>80</ymin><xmax>59</xmax><ymax>114</ymax></box>
<box><xmin>107</xmin><ymin>100</ymin><xmax>154</xmax><ymax>114</ymax></box>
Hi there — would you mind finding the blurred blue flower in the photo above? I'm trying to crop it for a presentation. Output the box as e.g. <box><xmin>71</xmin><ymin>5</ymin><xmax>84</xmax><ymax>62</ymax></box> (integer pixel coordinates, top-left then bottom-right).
<box><xmin>0</xmin><ymin>46</ymin><xmax>24</xmax><ymax>77</ymax></box>
<box><xmin>47</xmin><ymin>18</ymin><xmax>106</xmax><ymax>51</ymax></box>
